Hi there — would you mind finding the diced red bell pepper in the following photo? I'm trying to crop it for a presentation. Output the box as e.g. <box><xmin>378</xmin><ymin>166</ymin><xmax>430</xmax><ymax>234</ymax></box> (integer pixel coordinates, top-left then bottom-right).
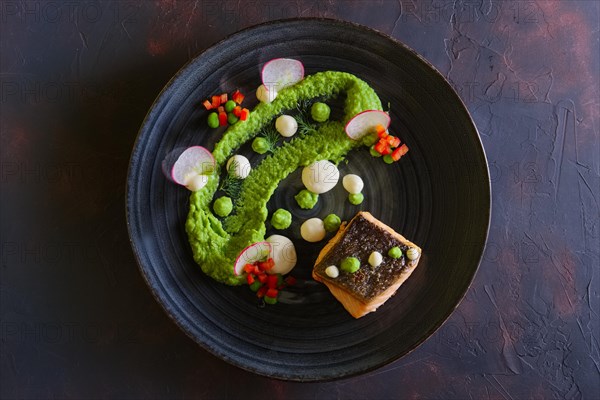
<box><xmin>374</xmin><ymin>139</ymin><xmax>391</xmax><ymax>155</ymax></box>
<box><xmin>258</xmin><ymin>258</ymin><xmax>274</xmax><ymax>271</ymax></box>
<box><xmin>240</xmin><ymin>108</ymin><xmax>250</xmax><ymax>121</ymax></box>
<box><xmin>246</xmin><ymin>274</ymin><xmax>255</xmax><ymax>285</ymax></box>
<box><xmin>266</xmin><ymin>288</ymin><xmax>278</xmax><ymax>298</ymax></box>
<box><xmin>211</xmin><ymin>95</ymin><xmax>221</xmax><ymax>108</ymax></box>
<box><xmin>386</xmin><ymin>135</ymin><xmax>401</xmax><ymax>148</ymax></box>
<box><xmin>218</xmin><ymin>112</ymin><xmax>228</xmax><ymax>126</ymax></box>
<box><xmin>220</xmin><ymin>93</ymin><xmax>228</xmax><ymax>104</ymax></box>
<box><xmin>202</xmin><ymin>100</ymin><xmax>212</xmax><ymax>110</ymax></box>
<box><xmin>232</xmin><ymin>90</ymin><xmax>245</xmax><ymax>105</ymax></box>
<box><xmin>267</xmin><ymin>274</ymin><xmax>279</xmax><ymax>289</ymax></box>
<box><xmin>256</xmin><ymin>286</ymin><xmax>268</xmax><ymax>298</ymax></box>
<box><xmin>243</xmin><ymin>264</ymin><xmax>255</xmax><ymax>274</ymax></box>
<box><xmin>391</xmin><ymin>144</ymin><xmax>409</xmax><ymax>161</ymax></box>
<box><xmin>375</xmin><ymin>124</ymin><xmax>386</xmax><ymax>134</ymax></box>
<box><xmin>378</xmin><ymin>130</ymin><xmax>389</xmax><ymax>139</ymax></box>
<box><xmin>233</xmin><ymin>106</ymin><xmax>242</xmax><ymax>117</ymax></box>
<box><xmin>217</xmin><ymin>106</ymin><xmax>225</xmax><ymax>114</ymax></box>
<box><xmin>257</xmin><ymin>273</ymin><xmax>268</xmax><ymax>284</ymax></box>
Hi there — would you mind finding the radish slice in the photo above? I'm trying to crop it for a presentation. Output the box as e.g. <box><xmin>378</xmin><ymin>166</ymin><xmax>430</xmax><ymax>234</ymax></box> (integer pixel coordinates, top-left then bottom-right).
<box><xmin>345</xmin><ymin>110</ymin><xmax>391</xmax><ymax>140</ymax></box>
<box><xmin>170</xmin><ymin>146</ymin><xmax>216</xmax><ymax>186</ymax></box>
<box><xmin>233</xmin><ymin>241</ymin><xmax>272</xmax><ymax>276</ymax></box>
<box><xmin>261</xmin><ymin>58</ymin><xmax>304</xmax><ymax>92</ymax></box>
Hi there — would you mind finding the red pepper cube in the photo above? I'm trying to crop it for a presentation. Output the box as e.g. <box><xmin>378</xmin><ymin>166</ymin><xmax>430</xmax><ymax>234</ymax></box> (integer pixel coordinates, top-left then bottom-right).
<box><xmin>258</xmin><ymin>258</ymin><xmax>274</xmax><ymax>271</ymax></box>
<box><xmin>375</xmin><ymin>124</ymin><xmax>386</xmax><ymax>134</ymax></box>
<box><xmin>267</xmin><ymin>274</ymin><xmax>279</xmax><ymax>289</ymax></box>
<box><xmin>374</xmin><ymin>139</ymin><xmax>392</xmax><ymax>155</ymax></box>
<box><xmin>246</xmin><ymin>274</ymin><xmax>255</xmax><ymax>285</ymax></box>
<box><xmin>202</xmin><ymin>100</ymin><xmax>212</xmax><ymax>110</ymax></box>
<box><xmin>220</xmin><ymin>93</ymin><xmax>228</xmax><ymax>104</ymax></box>
<box><xmin>211</xmin><ymin>95</ymin><xmax>221</xmax><ymax>108</ymax></box>
<box><xmin>377</xmin><ymin>130</ymin><xmax>389</xmax><ymax>139</ymax></box>
<box><xmin>232</xmin><ymin>90</ymin><xmax>245</xmax><ymax>105</ymax></box>
<box><xmin>217</xmin><ymin>106</ymin><xmax>225</xmax><ymax>114</ymax></box>
<box><xmin>243</xmin><ymin>264</ymin><xmax>255</xmax><ymax>274</ymax></box>
<box><xmin>391</xmin><ymin>144</ymin><xmax>409</xmax><ymax>161</ymax></box>
<box><xmin>387</xmin><ymin>135</ymin><xmax>401</xmax><ymax>148</ymax></box>
<box><xmin>257</xmin><ymin>286</ymin><xmax>268</xmax><ymax>298</ymax></box>
<box><xmin>266</xmin><ymin>288</ymin><xmax>279</xmax><ymax>299</ymax></box>
<box><xmin>218</xmin><ymin>112</ymin><xmax>228</xmax><ymax>126</ymax></box>
<box><xmin>232</xmin><ymin>106</ymin><xmax>242</xmax><ymax>117</ymax></box>
<box><xmin>257</xmin><ymin>273</ymin><xmax>268</xmax><ymax>284</ymax></box>
<box><xmin>240</xmin><ymin>108</ymin><xmax>250</xmax><ymax>121</ymax></box>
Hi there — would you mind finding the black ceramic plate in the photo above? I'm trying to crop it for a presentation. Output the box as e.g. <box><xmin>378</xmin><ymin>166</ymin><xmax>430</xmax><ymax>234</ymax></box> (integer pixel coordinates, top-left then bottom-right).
<box><xmin>127</xmin><ymin>18</ymin><xmax>490</xmax><ymax>381</ymax></box>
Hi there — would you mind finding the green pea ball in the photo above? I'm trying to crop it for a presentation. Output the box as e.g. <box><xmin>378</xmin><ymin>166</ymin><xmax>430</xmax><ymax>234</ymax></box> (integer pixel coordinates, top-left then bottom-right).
<box><xmin>207</xmin><ymin>112</ymin><xmax>219</xmax><ymax>128</ymax></box>
<box><xmin>252</xmin><ymin>137</ymin><xmax>269</xmax><ymax>154</ymax></box>
<box><xmin>224</xmin><ymin>100</ymin><xmax>236</xmax><ymax>113</ymax></box>
<box><xmin>370</xmin><ymin>146</ymin><xmax>382</xmax><ymax>157</ymax></box>
<box><xmin>383</xmin><ymin>154</ymin><xmax>394</xmax><ymax>164</ymax></box>
<box><xmin>264</xmin><ymin>296</ymin><xmax>277</xmax><ymax>305</ymax></box>
<box><xmin>295</xmin><ymin>189</ymin><xmax>319</xmax><ymax>209</ymax></box>
<box><xmin>340</xmin><ymin>257</ymin><xmax>360</xmax><ymax>273</ymax></box>
<box><xmin>213</xmin><ymin>196</ymin><xmax>233</xmax><ymax>217</ymax></box>
<box><xmin>227</xmin><ymin>113</ymin><xmax>239</xmax><ymax>125</ymax></box>
<box><xmin>388</xmin><ymin>246</ymin><xmax>402</xmax><ymax>259</ymax></box>
<box><xmin>323</xmin><ymin>214</ymin><xmax>341</xmax><ymax>232</ymax></box>
<box><xmin>271</xmin><ymin>208</ymin><xmax>292</xmax><ymax>230</ymax></box>
<box><xmin>311</xmin><ymin>102</ymin><xmax>330</xmax><ymax>122</ymax></box>
<box><xmin>348</xmin><ymin>192</ymin><xmax>364</xmax><ymax>205</ymax></box>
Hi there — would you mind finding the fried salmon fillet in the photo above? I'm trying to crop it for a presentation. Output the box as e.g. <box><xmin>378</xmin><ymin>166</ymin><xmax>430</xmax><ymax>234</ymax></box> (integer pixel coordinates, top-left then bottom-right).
<box><xmin>312</xmin><ymin>212</ymin><xmax>422</xmax><ymax>318</ymax></box>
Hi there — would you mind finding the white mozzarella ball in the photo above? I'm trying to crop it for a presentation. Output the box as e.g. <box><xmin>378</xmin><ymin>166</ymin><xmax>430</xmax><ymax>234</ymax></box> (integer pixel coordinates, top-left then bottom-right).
<box><xmin>275</xmin><ymin>115</ymin><xmax>298</xmax><ymax>137</ymax></box>
<box><xmin>368</xmin><ymin>251</ymin><xmax>383</xmax><ymax>267</ymax></box>
<box><xmin>301</xmin><ymin>160</ymin><xmax>339</xmax><ymax>194</ymax></box>
<box><xmin>300</xmin><ymin>218</ymin><xmax>326</xmax><ymax>242</ymax></box>
<box><xmin>226</xmin><ymin>155</ymin><xmax>251</xmax><ymax>179</ymax></box>
<box><xmin>342</xmin><ymin>174</ymin><xmax>364</xmax><ymax>194</ymax></box>
<box><xmin>256</xmin><ymin>84</ymin><xmax>277</xmax><ymax>103</ymax></box>
<box><xmin>325</xmin><ymin>265</ymin><xmax>339</xmax><ymax>278</ymax></box>
<box><xmin>184</xmin><ymin>174</ymin><xmax>209</xmax><ymax>191</ymax></box>
<box><xmin>266</xmin><ymin>235</ymin><xmax>297</xmax><ymax>275</ymax></box>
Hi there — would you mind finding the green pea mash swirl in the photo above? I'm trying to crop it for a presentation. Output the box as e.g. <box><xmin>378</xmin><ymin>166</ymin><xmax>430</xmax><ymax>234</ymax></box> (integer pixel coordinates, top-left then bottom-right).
<box><xmin>186</xmin><ymin>71</ymin><xmax>382</xmax><ymax>285</ymax></box>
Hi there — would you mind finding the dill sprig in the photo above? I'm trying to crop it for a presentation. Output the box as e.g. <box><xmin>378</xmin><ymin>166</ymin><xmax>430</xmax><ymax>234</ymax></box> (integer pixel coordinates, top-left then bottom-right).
<box><xmin>259</xmin><ymin>125</ymin><xmax>280</xmax><ymax>153</ymax></box>
<box><xmin>294</xmin><ymin>100</ymin><xmax>317</xmax><ymax>136</ymax></box>
<box><xmin>219</xmin><ymin>159</ymin><xmax>243</xmax><ymax>201</ymax></box>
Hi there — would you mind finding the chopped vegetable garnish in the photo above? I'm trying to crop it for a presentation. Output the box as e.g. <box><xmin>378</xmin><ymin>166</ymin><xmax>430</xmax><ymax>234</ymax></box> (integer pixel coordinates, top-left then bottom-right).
<box><xmin>218</xmin><ymin>112</ymin><xmax>227</xmax><ymax>126</ymax></box>
<box><xmin>202</xmin><ymin>100</ymin><xmax>212</xmax><ymax>110</ymax></box>
<box><xmin>232</xmin><ymin>90</ymin><xmax>245</xmax><ymax>104</ymax></box>
<box><xmin>240</xmin><ymin>108</ymin><xmax>250</xmax><ymax>121</ymax></box>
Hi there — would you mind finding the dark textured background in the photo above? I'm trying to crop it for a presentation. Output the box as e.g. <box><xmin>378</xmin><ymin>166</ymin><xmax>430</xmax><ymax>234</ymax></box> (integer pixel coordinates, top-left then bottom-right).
<box><xmin>1</xmin><ymin>1</ymin><xmax>598</xmax><ymax>398</ymax></box>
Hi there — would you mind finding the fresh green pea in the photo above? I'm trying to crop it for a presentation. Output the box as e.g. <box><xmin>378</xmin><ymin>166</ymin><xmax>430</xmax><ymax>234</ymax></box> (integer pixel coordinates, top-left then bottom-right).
<box><xmin>383</xmin><ymin>154</ymin><xmax>394</xmax><ymax>164</ymax></box>
<box><xmin>340</xmin><ymin>257</ymin><xmax>360</xmax><ymax>273</ymax></box>
<box><xmin>323</xmin><ymin>214</ymin><xmax>341</xmax><ymax>232</ymax></box>
<box><xmin>224</xmin><ymin>100</ymin><xmax>236</xmax><ymax>113</ymax></box>
<box><xmin>227</xmin><ymin>113</ymin><xmax>239</xmax><ymax>125</ymax></box>
<box><xmin>207</xmin><ymin>112</ymin><xmax>219</xmax><ymax>128</ymax></box>
<box><xmin>311</xmin><ymin>102</ymin><xmax>330</xmax><ymax>122</ymax></box>
<box><xmin>348</xmin><ymin>192</ymin><xmax>364</xmax><ymax>205</ymax></box>
<box><xmin>370</xmin><ymin>146</ymin><xmax>382</xmax><ymax>157</ymax></box>
<box><xmin>252</xmin><ymin>137</ymin><xmax>269</xmax><ymax>154</ymax></box>
<box><xmin>388</xmin><ymin>246</ymin><xmax>402</xmax><ymax>259</ymax></box>
<box><xmin>249</xmin><ymin>281</ymin><xmax>262</xmax><ymax>292</ymax></box>
<box><xmin>264</xmin><ymin>296</ymin><xmax>277</xmax><ymax>305</ymax></box>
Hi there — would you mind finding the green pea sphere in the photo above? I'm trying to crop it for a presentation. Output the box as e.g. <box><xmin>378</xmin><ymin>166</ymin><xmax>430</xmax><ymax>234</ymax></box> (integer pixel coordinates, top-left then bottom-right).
<box><xmin>227</xmin><ymin>113</ymin><xmax>239</xmax><ymax>125</ymax></box>
<box><xmin>224</xmin><ymin>100</ymin><xmax>236</xmax><ymax>113</ymax></box>
<box><xmin>323</xmin><ymin>214</ymin><xmax>341</xmax><ymax>232</ymax></box>
<box><xmin>388</xmin><ymin>246</ymin><xmax>402</xmax><ymax>259</ymax></box>
<box><xmin>340</xmin><ymin>257</ymin><xmax>360</xmax><ymax>273</ymax></box>
<box><xmin>252</xmin><ymin>137</ymin><xmax>269</xmax><ymax>154</ymax></box>
<box><xmin>295</xmin><ymin>189</ymin><xmax>319</xmax><ymax>209</ymax></box>
<box><xmin>348</xmin><ymin>192</ymin><xmax>364</xmax><ymax>205</ymax></box>
<box><xmin>271</xmin><ymin>208</ymin><xmax>292</xmax><ymax>230</ymax></box>
<box><xmin>213</xmin><ymin>196</ymin><xmax>233</xmax><ymax>217</ymax></box>
<box><xmin>311</xmin><ymin>102</ymin><xmax>331</xmax><ymax>122</ymax></box>
<box><xmin>207</xmin><ymin>112</ymin><xmax>219</xmax><ymax>128</ymax></box>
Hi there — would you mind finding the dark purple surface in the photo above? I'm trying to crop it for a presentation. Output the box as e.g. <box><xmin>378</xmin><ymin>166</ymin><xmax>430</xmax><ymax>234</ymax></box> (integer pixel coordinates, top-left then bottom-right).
<box><xmin>1</xmin><ymin>0</ymin><xmax>598</xmax><ymax>398</ymax></box>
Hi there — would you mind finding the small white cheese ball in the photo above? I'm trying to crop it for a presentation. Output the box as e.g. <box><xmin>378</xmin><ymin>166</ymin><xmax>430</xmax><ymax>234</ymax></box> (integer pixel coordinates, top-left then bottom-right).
<box><xmin>256</xmin><ymin>84</ymin><xmax>277</xmax><ymax>103</ymax></box>
<box><xmin>342</xmin><ymin>174</ymin><xmax>364</xmax><ymax>194</ymax></box>
<box><xmin>301</xmin><ymin>160</ymin><xmax>339</xmax><ymax>194</ymax></box>
<box><xmin>407</xmin><ymin>247</ymin><xmax>420</xmax><ymax>260</ymax></box>
<box><xmin>275</xmin><ymin>115</ymin><xmax>298</xmax><ymax>137</ymax></box>
<box><xmin>368</xmin><ymin>251</ymin><xmax>383</xmax><ymax>267</ymax></box>
<box><xmin>226</xmin><ymin>155</ymin><xmax>251</xmax><ymax>179</ymax></box>
<box><xmin>325</xmin><ymin>265</ymin><xmax>339</xmax><ymax>278</ymax></box>
<box><xmin>183</xmin><ymin>174</ymin><xmax>209</xmax><ymax>191</ymax></box>
<box><xmin>266</xmin><ymin>235</ymin><xmax>297</xmax><ymax>275</ymax></box>
<box><xmin>300</xmin><ymin>218</ymin><xmax>326</xmax><ymax>242</ymax></box>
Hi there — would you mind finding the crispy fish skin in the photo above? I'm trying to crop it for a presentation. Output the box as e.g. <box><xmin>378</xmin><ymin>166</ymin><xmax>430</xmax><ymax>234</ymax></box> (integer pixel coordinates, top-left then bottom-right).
<box><xmin>312</xmin><ymin>212</ymin><xmax>421</xmax><ymax>318</ymax></box>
